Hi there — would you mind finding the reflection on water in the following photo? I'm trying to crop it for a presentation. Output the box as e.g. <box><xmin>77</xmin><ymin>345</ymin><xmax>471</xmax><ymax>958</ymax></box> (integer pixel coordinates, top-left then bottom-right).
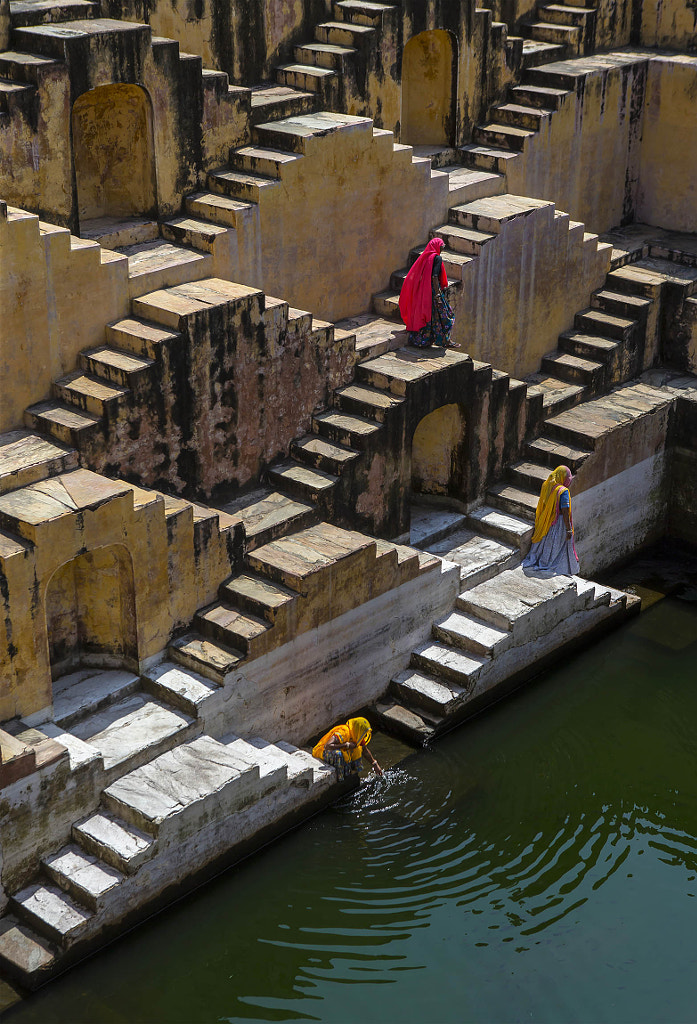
<box><xmin>7</xmin><ymin>548</ymin><xmax>697</xmax><ymax>1024</ymax></box>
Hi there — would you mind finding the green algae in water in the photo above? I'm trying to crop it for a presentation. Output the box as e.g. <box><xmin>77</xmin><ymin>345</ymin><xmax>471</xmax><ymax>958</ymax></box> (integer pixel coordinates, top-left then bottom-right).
<box><xmin>7</xmin><ymin>552</ymin><xmax>697</xmax><ymax>1024</ymax></box>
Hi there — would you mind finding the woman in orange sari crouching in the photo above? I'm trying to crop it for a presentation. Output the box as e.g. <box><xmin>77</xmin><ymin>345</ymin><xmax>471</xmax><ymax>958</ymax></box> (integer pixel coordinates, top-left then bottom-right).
<box><xmin>312</xmin><ymin>717</ymin><xmax>383</xmax><ymax>779</ymax></box>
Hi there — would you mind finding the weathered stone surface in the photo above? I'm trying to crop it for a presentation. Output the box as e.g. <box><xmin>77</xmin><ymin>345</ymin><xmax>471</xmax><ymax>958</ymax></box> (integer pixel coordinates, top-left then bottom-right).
<box><xmin>12</xmin><ymin>884</ymin><xmax>93</xmax><ymax>945</ymax></box>
<box><xmin>43</xmin><ymin>845</ymin><xmax>123</xmax><ymax>911</ymax></box>
<box><xmin>458</xmin><ymin>566</ymin><xmax>577</xmax><ymax>635</ymax></box>
<box><xmin>72</xmin><ymin>813</ymin><xmax>155</xmax><ymax>875</ymax></box>
<box><xmin>52</xmin><ymin>668</ymin><xmax>140</xmax><ymax>729</ymax></box>
<box><xmin>0</xmin><ymin>916</ymin><xmax>56</xmax><ymax>981</ymax></box>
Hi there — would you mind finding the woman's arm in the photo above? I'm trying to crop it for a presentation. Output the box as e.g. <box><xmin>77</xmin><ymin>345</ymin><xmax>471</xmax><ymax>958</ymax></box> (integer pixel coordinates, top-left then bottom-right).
<box><xmin>562</xmin><ymin>507</ymin><xmax>572</xmax><ymax>538</ymax></box>
<box><xmin>363</xmin><ymin>746</ymin><xmax>384</xmax><ymax>777</ymax></box>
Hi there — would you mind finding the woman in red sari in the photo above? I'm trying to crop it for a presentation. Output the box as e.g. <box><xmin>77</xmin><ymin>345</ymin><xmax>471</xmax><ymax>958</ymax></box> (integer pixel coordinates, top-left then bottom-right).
<box><xmin>399</xmin><ymin>237</ymin><xmax>457</xmax><ymax>348</ymax></box>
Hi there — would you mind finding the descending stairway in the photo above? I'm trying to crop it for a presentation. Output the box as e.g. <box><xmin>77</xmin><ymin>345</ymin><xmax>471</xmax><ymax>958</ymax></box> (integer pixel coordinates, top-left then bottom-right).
<box><xmin>0</xmin><ymin>662</ymin><xmax>346</xmax><ymax>989</ymax></box>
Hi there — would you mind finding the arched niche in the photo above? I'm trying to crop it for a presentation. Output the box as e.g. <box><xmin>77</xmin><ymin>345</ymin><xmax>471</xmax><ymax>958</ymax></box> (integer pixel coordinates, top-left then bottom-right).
<box><xmin>45</xmin><ymin>544</ymin><xmax>138</xmax><ymax>681</ymax></box>
<box><xmin>72</xmin><ymin>83</ymin><xmax>158</xmax><ymax>229</ymax></box>
<box><xmin>401</xmin><ymin>30</ymin><xmax>457</xmax><ymax>147</ymax></box>
<box><xmin>411</xmin><ymin>402</ymin><xmax>467</xmax><ymax>498</ymax></box>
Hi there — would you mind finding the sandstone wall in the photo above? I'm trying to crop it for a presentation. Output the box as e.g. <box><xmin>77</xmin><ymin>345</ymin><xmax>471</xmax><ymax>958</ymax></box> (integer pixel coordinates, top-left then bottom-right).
<box><xmin>0</xmin><ymin>208</ymin><xmax>129</xmax><ymax>434</ymax></box>
<box><xmin>639</xmin><ymin>0</ymin><xmax>697</xmax><ymax>49</ymax></box>
<box><xmin>636</xmin><ymin>55</ymin><xmax>697</xmax><ymax>235</ymax></box>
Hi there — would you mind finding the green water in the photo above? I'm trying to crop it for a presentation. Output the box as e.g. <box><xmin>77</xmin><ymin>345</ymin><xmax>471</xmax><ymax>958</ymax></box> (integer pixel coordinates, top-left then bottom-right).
<box><xmin>8</xmin><ymin>546</ymin><xmax>697</xmax><ymax>1024</ymax></box>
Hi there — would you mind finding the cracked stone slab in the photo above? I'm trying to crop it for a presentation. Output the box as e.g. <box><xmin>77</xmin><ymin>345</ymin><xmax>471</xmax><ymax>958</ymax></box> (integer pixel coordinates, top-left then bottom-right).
<box><xmin>73</xmin><ymin>812</ymin><xmax>155</xmax><ymax>874</ymax></box>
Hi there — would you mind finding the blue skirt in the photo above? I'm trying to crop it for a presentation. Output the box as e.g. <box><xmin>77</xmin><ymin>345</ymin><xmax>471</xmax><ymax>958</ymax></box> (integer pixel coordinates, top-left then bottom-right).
<box><xmin>409</xmin><ymin>288</ymin><xmax>455</xmax><ymax>348</ymax></box>
<box><xmin>522</xmin><ymin>516</ymin><xmax>580</xmax><ymax>575</ymax></box>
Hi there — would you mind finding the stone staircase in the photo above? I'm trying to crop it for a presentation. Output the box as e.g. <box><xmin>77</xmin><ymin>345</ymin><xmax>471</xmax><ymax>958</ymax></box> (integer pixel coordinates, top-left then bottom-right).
<box><xmin>374</xmin><ymin>557</ymin><xmax>633</xmax><ymax>743</ymax></box>
<box><xmin>519</xmin><ymin>2</ymin><xmax>597</xmax><ymax>58</ymax></box>
<box><xmin>0</xmin><ymin>661</ymin><xmax>347</xmax><ymax>989</ymax></box>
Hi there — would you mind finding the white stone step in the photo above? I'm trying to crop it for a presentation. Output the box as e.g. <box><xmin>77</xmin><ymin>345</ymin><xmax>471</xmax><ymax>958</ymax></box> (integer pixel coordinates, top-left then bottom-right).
<box><xmin>102</xmin><ymin>734</ymin><xmax>261</xmax><ymax>839</ymax></box>
<box><xmin>457</xmin><ymin>566</ymin><xmax>578</xmax><ymax>636</ymax></box>
<box><xmin>42</xmin><ymin>845</ymin><xmax>123</xmax><ymax>912</ymax></box>
<box><xmin>275</xmin><ymin>739</ymin><xmax>335</xmax><ymax>786</ymax></box>
<box><xmin>51</xmin><ymin>668</ymin><xmax>140</xmax><ymax>729</ymax></box>
<box><xmin>11</xmin><ymin>884</ymin><xmax>93</xmax><ymax>949</ymax></box>
<box><xmin>0</xmin><ymin>916</ymin><xmax>57</xmax><ymax>989</ymax></box>
<box><xmin>424</xmin><ymin>527</ymin><xmax>519</xmax><ymax>590</ymax></box>
<box><xmin>142</xmin><ymin>661</ymin><xmax>221</xmax><ymax>718</ymax></box>
<box><xmin>409</xmin><ymin>506</ymin><xmax>467</xmax><ymax>547</ymax></box>
<box><xmin>433</xmin><ymin>611</ymin><xmax>510</xmax><ymax>656</ymax></box>
<box><xmin>391</xmin><ymin>668</ymin><xmax>466</xmax><ymax>716</ymax></box>
<box><xmin>411</xmin><ymin>641</ymin><xmax>488</xmax><ymax>689</ymax></box>
<box><xmin>466</xmin><ymin>505</ymin><xmax>533</xmax><ymax>551</ymax></box>
<box><xmin>69</xmin><ymin>694</ymin><xmax>195</xmax><ymax>783</ymax></box>
<box><xmin>246</xmin><ymin>736</ymin><xmax>315</xmax><ymax>785</ymax></box>
<box><xmin>40</xmin><ymin>724</ymin><xmax>102</xmax><ymax>773</ymax></box>
<box><xmin>573</xmin><ymin>577</ymin><xmax>611</xmax><ymax>610</ymax></box>
<box><xmin>72</xmin><ymin>812</ymin><xmax>155</xmax><ymax>875</ymax></box>
<box><xmin>223</xmin><ymin>734</ymin><xmax>289</xmax><ymax>790</ymax></box>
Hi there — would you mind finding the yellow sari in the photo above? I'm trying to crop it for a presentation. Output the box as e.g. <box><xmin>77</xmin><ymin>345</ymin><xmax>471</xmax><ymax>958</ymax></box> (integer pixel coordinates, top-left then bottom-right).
<box><xmin>531</xmin><ymin>466</ymin><xmax>571</xmax><ymax>545</ymax></box>
<box><xmin>312</xmin><ymin>717</ymin><xmax>372</xmax><ymax>764</ymax></box>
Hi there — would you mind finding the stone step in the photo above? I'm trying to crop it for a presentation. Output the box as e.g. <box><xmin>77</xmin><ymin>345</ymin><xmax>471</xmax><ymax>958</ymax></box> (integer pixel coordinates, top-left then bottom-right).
<box><xmin>591</xmin><ymin>288</ymin><xmax>652</xmax><ymax>320</ymax></box>
<box><xmin>440</xmin><ymin>165</ymin><xmax>504</xmax><ymax>205</ymax></box>
<box><xmin>432</xmin><ymin>222</ymin><xmax>496</xmax><ymax>255</ymax></box>
<box><xmin>423</xmin><ymin>526</ymin><xmax>520</xmax><ymax>590</ymax></box>
<box><xmin>267</xmin><ymin>461</ymin><xmax>338</xmax><ymax>506</ymax></box>
<box><xmin>221</xmin><ymin>577</ymin><xmax>295</xmax><ymax>638</ymax></box>
<box><xmin>575</xmin><ymin>307</ymin><xmax>637</xmax><ymax>342</ymax></box>
<box><xmin>102</xmin><ymin>734</ymin><xmax>262</xmax><ymax>839</ymax></box>
<box><xmin>229</xmin><ymin>145</ymin><xmax>302</xmax><ymax>178</ymax></box>
<box><xmin>458</xmin><ymin>143</ymin><xmax>521</xmax><ymax>175</ymax></box>
<box><xmin>315</xmin><ymin>19</ymin><xmax>375</xmax><ymax>45</ymax></box>
<box><xmin>409</xmin><ymin>506</ymin><xmax>467</xmax><ymax>547</ymax></box>
<box><xmin>390</xmin><ymin>668</ymin><xmax>467</xmax><ymax>718</ymax></box>
<box><xmin>312</xmin><ymin>409</ymin><xmax>381</xmax><ymax>449</ymax></box>
<box><xmin>207</xmin><ymin>167</ymin><xmax>280</xmax><ymax>203</ymax></box>
<box><xmin>523</xmin><ymin>20</ymin><xmax>580</xmax><ymax>49</ymax></box>
<box><xmin>371</xmin><ymin>288</ymin><xmax>402</xmax><ymax>319</ymax></box>
<box><xmin>222</xmin><ymin>734</ymin><xmax>289</xmax><ymax>788</ymax></box>
<box><xmin>458</xmin><ymin>566</ymin><xmax>579</xmax><ymax>636</ymax></box>
<box><xmin>23</xmin><ymin>400</ymin><xmax>101</xmax><ymax>447</ymax></box>
<box><xmin>245</xmin><ymin>736</ymin><xmax>315</xmax><ymax>785</ymax></box>
<box><xmin>274</xmin><ymin>739</ymin><xmax>337</xmax><ymax>786</ymax></box>
<box><xmin>520</xmin><ymin>39</ymin><xmax>567</xmax><ymax>67</ymax></box>
<box><xmin>0</xmin><ymin>916</ymin><xmax>57</xmax><ymax>989</ymax></box>
<box><xmin>466</xmin><ymin>504</ymin><xmax>533</xmax><ymax>550</ymax></box>
<box><xmin>276</xmin><ymin>63</ymin><xmax>336</xmax><ymax>93</ymax></box>
<box><xmin>52</xmin><ymin>668</ymin><xmax>140</xmax><ymax>730</ymax></box>
<box><xmin>605</xmin><ymin>263</ymin><xmax>668</xmax><ymax>299</ymax></box>
<box><xmin>526</xmin><ymin>375</ymin><xmax>586</xmax><ymax>415</ymax></box>
<box><xmin>410</xmin><ymin>640</ymin><xmax>488</xmax><ymax>691</ymax></box>
<box><xmin>541</xmin><ymin>351</ymin><xmax>605</xmax><ymax>389</ymax></box>
<box><xmin>216</xmin><ymin>487</ymin><xmax>317</xmax><ymax>551</ymax></box>
<box><xmin>509</xmin><ymin>83</ymin><xmax>569</xmax><ymax>109</ymax></box>
<box><xmin>249</xmin><ymin>83</ymin><xmax>317</xmax><ymax>125</ymax></box>
<box><xmin>452</xmin><ymin>194</ymin><xmax>554</xmax><ymax>234</ymax></box>
<box><xmin>486</xmin><ymin>481</ymin><xmax>537</xmax><ymax>520</ymax></box>
<box><xmin>525</xmin><ymin>434</ymin><xmax>591</xmax><ymax>471</ymax></box>
<box><xmin>294</xmin><ymin>41</ymin><xmax>356</xmax><ymax>70</ymax></box>
<box><xmin>105</xmin><ymin>316</ymin><xmax>181</xmax><ymax>361</ymax></box>
<box><xmin>142</xmin><ymin>661</ymin><xmax>221</xmax><ymax>719</ymax></box>
<box><xmin>168</xmin><ymin>631</ymin><xmax>245</xmax><ymax>684</ymax></box>
<box><xmin>405</xmin><ymin>246</ymin><xmax>475</xmax><ymax>282</ymax></box>
<box><xmin>507</xmin><ymin>459</ymin><xmax>550</xmax><ymax>491</ymax></box>
<box><xmin>11</xmin><ymin>884</ymin><xmax>93</xmax><ymax>949</ymax></box>
<box><xmin>473</xmin><ymin>122</ymin><xmax>536</xmax><ymax>152</ymax></box>
<box><xmin>80</xmin><ymin>215</ymin><xmax>158</xmax><ymax>250</ymax></box>
<box><xmin>0</xmin><ymin>430</ymin><xmax>77</xmax><ymax>496</ymax></box>
<box><xmin>334</xmin><ymin>0</ymin><xmax>393</xmax><ymax>26</ymax></box>
<box><xmin>79</xmin><ymin>346</ymin><xmax>154</xmax><ymax>389</ymax></box>
<box><xmin>10</xmin><ymin>0</ymin><xmax>98</xmax><ymax>26</ymax></box>
<box><xmin>0</xmin><ymin>50</ymin><xmax>59</xmax><ymax>84</ymax></box>
<box><xmin>489</xmin><ymin>101</ymin><xmax>553</xmax><ymax>131</ymax></box>
<box><xmin>371</xmin><ymin>699</ymin><xmax>440</xmax><ymax>746</ymax></box>
<box><xmin>116</xmin><ymin>240</ymin><xmax>213</xmax><ymax>298</ymax></box>
<box><xmin>72</xmin><ymin>812</ymin><xmax>155</xmax><ymax>875</ymax></box>
<box><xmin>557</xmin><ymin>329</ymin><xmax>621</xmax><ymax>366</ymax></box>
<box><xmin>42</xmin><ymin>845</ymin><xmax>123</xmax><ymax>913</ymax></box>
<box><xmin>538</xmin><ymin>2</ymin><xmax>596</xmax><ymax>24</ymax></box>
<box><xmin>69</xmin><ymin>693</ymin><xmax>196</xmax><ymax>784</ymax></box>
<box><xmin>290</xmin><ymin>434</ymin><xmax>360</xmax><ymax>475</ymax></box>
<box><xmin>433</xmin><ymin>610</ymin><xmax>510</xmax><ymax>656</ymax></box>
<box><xmin>184</xmin><ymin>191</ymin><xmax>255</xmax><ymax>231</ymax></box>
<box><xmin>543</xmin><ymin>400</ymin><xmax>619</xmax><ymax>451</ymax></box>
<box><xmin>334</xmin><ymin>382</ymin><xmax>404</xmax><ymax>422</ymax></box>
<box><xmin>52</xmin><ymin>370</ymin><xmax>129</xmax><ymax>418</ymax></box>
<box><xmin>246</xmin><ymin>523</ymin><xmax>374</xmax><ymax>593</ymax></box>
<box><xmin>196</xmin><ymin>601</ymin><xmax>271</xmax><ymax>656</ymax></box>
<box><xmin>0</xmin><ymin>76</ymin><xmax>34</xmax><ymax>113</ymax></box>
<box><xmin>160</xmin><ymin>217</ymin><xmax>229</xmax><ymax>254</ymax></box>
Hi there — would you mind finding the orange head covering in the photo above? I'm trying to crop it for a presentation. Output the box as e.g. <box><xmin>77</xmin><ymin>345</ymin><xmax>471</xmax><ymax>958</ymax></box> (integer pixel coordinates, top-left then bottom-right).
<box><xmin>312</xmin><ymin>717</ymin><xmax>373</xmax><ymax>763</ymax></box>
<box><xmin>398</xmin><ymin>237</ymin><xmax>448</xmax><ymax>332</ymax></box>
<box><xmin>531</xmin><ymin>466</ymin><xmax>572</xmax><ymax>544</ymax></box>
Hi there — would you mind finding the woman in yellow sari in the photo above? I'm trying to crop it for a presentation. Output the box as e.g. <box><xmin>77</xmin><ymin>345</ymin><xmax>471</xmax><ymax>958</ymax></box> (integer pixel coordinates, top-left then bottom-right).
<box><xmin>313</xmin><ymin>717</ymin><xmax>383</xmax><ymax>779</ymax></box>
<box><xmin>522</xmin><ymin>465</ymin><xmax>579</xmax><ymax>574</ymax></box>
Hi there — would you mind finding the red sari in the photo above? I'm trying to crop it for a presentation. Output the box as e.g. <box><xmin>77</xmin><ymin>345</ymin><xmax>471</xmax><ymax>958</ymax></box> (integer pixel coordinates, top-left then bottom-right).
<box><xmin>398</xmin><ymin>237</ymin><xmax>448</xmax><ymax>332</ymax></box>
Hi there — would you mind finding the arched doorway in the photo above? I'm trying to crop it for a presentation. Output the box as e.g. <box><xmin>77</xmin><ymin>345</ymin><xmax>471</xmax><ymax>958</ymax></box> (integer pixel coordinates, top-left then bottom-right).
<box><xmin>72</xmin><ymin>83</ymin><xmax>157</xmax><ymax>231</ymax></box>
<box><xmin>401</xmin><ymin>30</ymin><xmax>456</xmax><ymax>147</ymax></box>
<box><xmin>45</xmin><ymin>544</ymin><xmax>138</xmax><ymax>681</ymax></box>
<box><xmin>411</xmin><ymin>402</ymin><xmax>467</xmax><ymax>498</ymax></box>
